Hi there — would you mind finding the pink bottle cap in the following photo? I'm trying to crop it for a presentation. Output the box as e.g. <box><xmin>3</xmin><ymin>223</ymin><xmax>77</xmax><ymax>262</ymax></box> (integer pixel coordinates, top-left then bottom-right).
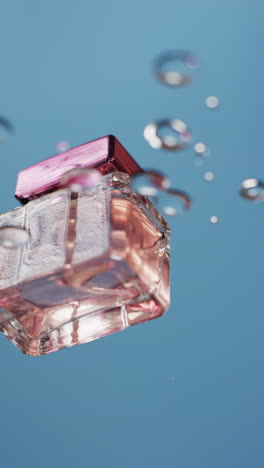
<box><xmin>15</xmin><ymin>135</ymin><xmax>142</xmax><ymax>203</ymax></box>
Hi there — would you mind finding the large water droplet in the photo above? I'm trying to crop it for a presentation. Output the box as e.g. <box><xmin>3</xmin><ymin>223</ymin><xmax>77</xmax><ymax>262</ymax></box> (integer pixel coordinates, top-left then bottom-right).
<box><xmin>154</xmin><ymin>50</ymin><xmax>199</xmax><ymax>87</ymax></box>
<box><xmin>240</xmin><ymin>178</ymin><xmax>264</xmax><ymax>201</ymax></box>
<box><xmin>144</xmin><ymin>119</ymin><xmax>192</xmax><ymax>151</ymax></box>
<box><xmin>61</xmin><ymin>168</ymin><xmax>102</xmax><ymax>193</ymax></box>
<box><xmin>0</xmin><ymin>226</ymin><xmax>30</xmax><ymax>249</ymax></box>
<box><xmin>0</xmin><ymin>117</ymin><xmax>14</xmax><ymax>143</ymax></box>
<box><xmin>158</xmin><ymin>188</ymin><xmax>191</xmax><ymax>216</ymax></box>
<box><xmin>131</xmin><ymin>170</ymin><xmax>170</xmax><ymax>197</ymax></box>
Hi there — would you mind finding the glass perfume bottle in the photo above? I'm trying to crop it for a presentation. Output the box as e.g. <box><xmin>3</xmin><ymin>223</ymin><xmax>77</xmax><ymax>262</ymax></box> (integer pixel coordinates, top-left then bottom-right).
<box><xmin>0</xmin><ymin>136</ymin><xmax>170</xmax><ymax>356</ymax></box>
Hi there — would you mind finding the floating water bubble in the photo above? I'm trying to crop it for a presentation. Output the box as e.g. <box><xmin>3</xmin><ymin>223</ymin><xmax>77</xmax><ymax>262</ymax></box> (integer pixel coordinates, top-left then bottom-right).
<box><xmin>131</xmin><ymin>171</ymin><xmax>191</xmax><ymax>216</ymax></box>
<box><xmin>56</xmin><ymin>141</ymin><xmax>70</xmax><ymax>153</ymax></box>
<box><xmin>131</xmin><ymin>170</ymin><xmax>170</xmax><ymax>197</ymax></box>
<box><xmin>61</xmin><ymin>168</ymin><xmax>102</xmax><ymax>193</ymax></box>
<box><xmin>205</xmin><ymin>96</ymin><xmax>220</xmax><ymax>109</ymax></box>
<box><xmin>210</xmin><ymin>216</ymin><xmax>218</xmax><ymax>224</ymax></box>
<box><xmin>0</xmin><ymin>117</ymin><xmax>14</xmax><ymax>143</ymax></box>
<box><xmin>194</xmin><ymin>142</ymin><xmax>208</xmax><ymax>155</ymax></box>
<box><xmin>0</xmin><ymin>226</ymin><xmax>30</xmax><ymax>249</ymax></box>
<box><xmin>153</xmin><ymin>50</ymin><xmax>199</xmax><ymax>87</ymax></box>
<box><xmin>204</xmin><ymin>171</ymin><xmax>215</xmax><ymax>182</ymax></box>
<box><xmin>240</xmin><ymin>178</ymin><xmax>264</xmax><ymax>201</ymax></box>
<box><xmin>144</xmin><ymin>119</ymin><xmax>192</xmax><ymax>151</ymax></box>
<box><xmin>194</xmin><ymin>142</ymin><xmax>209</xmax><ymax>167</ymax></box>
<box><xmin>158</xmin><ymin>188</ymin><xmax>191</xmax><ymax>216</ymax></box>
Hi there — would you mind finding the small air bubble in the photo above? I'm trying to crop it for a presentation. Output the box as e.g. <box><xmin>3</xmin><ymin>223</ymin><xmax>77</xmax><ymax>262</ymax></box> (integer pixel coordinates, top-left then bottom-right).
<box><xmin>194</xmin><ymin>142</ymin><xmax>208</xmax><ymax>155</ymax></box>
<box><xmin>205</xmin><ymin>96</ymin><xmax>220</xmax><ymax>109</ymax></box>
<box><xmin>204</xmin><ymin>171</ymin><xmax>215</xmax><ymax>182</ymax></box>
<box><xmin>0</xmin><ymin>226</ymin><xmax>30</xmax><ymax>250</ymax></box>
<box><xmin>210</xmin><ymin>216</ymin><xmax>218</xmax><ymax>224</ymax></box>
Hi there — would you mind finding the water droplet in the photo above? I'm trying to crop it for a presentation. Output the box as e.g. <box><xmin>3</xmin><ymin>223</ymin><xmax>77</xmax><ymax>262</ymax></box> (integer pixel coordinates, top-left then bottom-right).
<box><xmin>56</xmin><ymin>141</ymin><xmax>70</xmax><ymax>153</ymax></box>
<box><xmin>210</xmin><ymin>216</ymin><xmax>218</xmax><ymax>224</ymax></box>
<box><xmin>158</xmin><ymin>188</ymin><xmax>191</xmax><ymax>216</ymax></box>
<box><xmin>61</xmin><ymin>168</ymin><xmax>102</xmax><ymax>193</ymax></box>
<box><xmin>144</xmin><ymin>119</ymin><xmax>192</xmax><ymax>151</ymax></box>
<box><xmin>240</xmin><ymin>178</ymin><xmax>264</xmax><ymax>201</ymax></box>
<box><xmin>0</xmin><ymin>226</ymin><xmax>30</xmax><ymax>249</ymax></box>
<box><xmin>194</xmin><ymin>142</ymin><xmax>208</xmax><ymax>155</ymax></box>
<box><xmin>0</xmin><ymin>117</ymin><xmax>14</xmax><ymax>143</ymax></box>
<box><xmin>205</xmin><ymin>96</ymin><xmax>220</xmax><ymax>109</ymax></box>
<box><xmin>204</xmin><ymin>171</ymin><xmax>215</xmax><ymax>182</ymax></box>
<box><xmin>154</xmin><ymin>50</ymin><xmax>199</xmax><ymax>87</ymax></box>
<box><xmin>131</xmin><ymin>170</ymin><xmax>170</xmax><ymax>197</ymax></box>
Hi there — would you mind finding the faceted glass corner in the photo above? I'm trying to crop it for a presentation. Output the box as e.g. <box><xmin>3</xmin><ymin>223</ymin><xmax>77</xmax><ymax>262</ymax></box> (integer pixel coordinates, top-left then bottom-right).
<box><xmin>15</xmin><ymin>135</ymin><xmax>142</xmax><ymax>203</ymax></box>
<box><xmin>0</xmin><ymin>172</ymin><xmax>170</xmax><ymax>356</ymax></box>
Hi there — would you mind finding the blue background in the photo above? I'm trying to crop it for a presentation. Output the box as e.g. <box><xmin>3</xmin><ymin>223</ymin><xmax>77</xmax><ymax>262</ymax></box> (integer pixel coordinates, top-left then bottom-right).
<box><xmin>0</xmin><ymin>1</ymin><xmax>263</xmax><ymax>467</ymax></box>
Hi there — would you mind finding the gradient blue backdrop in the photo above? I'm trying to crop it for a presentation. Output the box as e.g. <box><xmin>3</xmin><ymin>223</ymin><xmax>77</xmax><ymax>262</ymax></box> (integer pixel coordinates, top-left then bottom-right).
<box><xmin>0</xmin><ymin>1</ymin><xmax>263</xmax><ymax>467</ymax></box>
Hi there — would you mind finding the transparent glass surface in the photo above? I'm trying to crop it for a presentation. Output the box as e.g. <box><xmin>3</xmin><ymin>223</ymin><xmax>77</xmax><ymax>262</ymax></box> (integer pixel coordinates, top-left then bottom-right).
<box><xmin>0</xmin><ymin>173</ymin><xmax>169</xmax><ymax>355</ymax></box>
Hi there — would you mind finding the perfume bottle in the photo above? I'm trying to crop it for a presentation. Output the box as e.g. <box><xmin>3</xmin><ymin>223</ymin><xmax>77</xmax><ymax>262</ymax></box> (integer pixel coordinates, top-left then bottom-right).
<box><xmin>0</xmin><ymin>136</ymin><xmax>170</xmax><ymax>356</ymax></box>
